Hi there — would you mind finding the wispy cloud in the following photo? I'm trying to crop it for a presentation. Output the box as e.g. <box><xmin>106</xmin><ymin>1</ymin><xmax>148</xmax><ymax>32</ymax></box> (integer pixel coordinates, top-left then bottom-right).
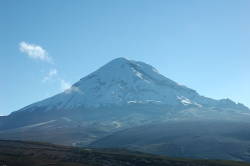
<box><xmin>43</xmin><ymin>69</ymin><xmax>73</xmax><ymax>91</ymax></box>
<box><xmin>60</xmin><ymin>79</ymin><xmax>71</xmax><ymax>91</ymax></box>
<box><xmin>42</xmin><ymin>69</ymin><xmax>58</xmax><ymax>82</ymax></box>
<box><xmin>63</xmin><ymin>84</ymin><xmax>82</xmax><ymax>94</ymax></box>
<box><xmin>19</xmin><ymin>41</ymin><xmax>73</xmax><ymax>92</ymax></box>
<box><xmin>19</xmin><ymin>41</ymin><xmax>53</xmax><ymax>63</ymax></box>
<box><xmin>48</xmin><ymin>68</ymin><xmax>58</xmax><ymax>76</ymax></box>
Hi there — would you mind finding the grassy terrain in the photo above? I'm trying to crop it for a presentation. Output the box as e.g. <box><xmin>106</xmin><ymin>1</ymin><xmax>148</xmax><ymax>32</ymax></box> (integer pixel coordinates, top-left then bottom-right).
<box><xmin>0</xmin><ymin>140</ymin><xmax>250</xmax><ymax>166</ymax></box>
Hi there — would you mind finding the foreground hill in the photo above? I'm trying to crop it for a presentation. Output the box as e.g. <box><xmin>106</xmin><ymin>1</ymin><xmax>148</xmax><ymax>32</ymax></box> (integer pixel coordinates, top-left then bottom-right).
<box><xmin>90</xmin><ymin>120</ymin><xmax>250</xmax><ymax>162</ymax></box>
<box><xmin>0</xmin><ymin>140</ymin><xmax>249</xmax><ymax>166</ymax></box>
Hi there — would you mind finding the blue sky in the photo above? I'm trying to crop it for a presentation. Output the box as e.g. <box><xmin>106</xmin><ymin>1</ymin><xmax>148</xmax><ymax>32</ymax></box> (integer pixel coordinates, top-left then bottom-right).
<box><xmin>1</xmin><ymin>0</ymin><xmax>249</xmax><ymax>115</ymax></box>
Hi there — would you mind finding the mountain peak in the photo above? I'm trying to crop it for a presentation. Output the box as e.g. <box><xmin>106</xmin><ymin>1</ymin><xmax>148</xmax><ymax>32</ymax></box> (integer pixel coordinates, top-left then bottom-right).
<box><xmin>101</xmin><ymin>57</ymin><xmax>132</xmax><ymax>70</ymax></box>
<box><xmin>109</xmin><ymin>57</ymin><xmax>130</xmax><ymax>64</ymax></box>
<box><xmin>76</xmin><ymin>57</ymin><xmax>161</xmax><ymax>87</ymax></box>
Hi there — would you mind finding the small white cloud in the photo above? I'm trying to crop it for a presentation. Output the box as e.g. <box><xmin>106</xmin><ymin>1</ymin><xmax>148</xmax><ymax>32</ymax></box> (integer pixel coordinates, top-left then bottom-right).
<box><xmin>60</xmin><ymin>79</ymin><xmax>71</xmax><ymax>91</ymax></box>
<box><xmin>48</xmin><ymin>69</ymin><xmax>58</xmax><ymax>76</ymax></box>
<box><xmin>19</xmin><ymin>41</ymin><xmax>52</xmax><ymax>63</ymax></box>
<box><xmin>42</xmin><ymin>69</ymin><xmax>58</xmax><ymax>82</ymax></box>
<box><xmin>19</xmin><ymin>41</ymin><xmax>74</xmax><ymax>93</ymax></box>
<box><xmin>64</xmin><ymin>86</ymin><xmax>82</xmax><ymax>94</ymax></box>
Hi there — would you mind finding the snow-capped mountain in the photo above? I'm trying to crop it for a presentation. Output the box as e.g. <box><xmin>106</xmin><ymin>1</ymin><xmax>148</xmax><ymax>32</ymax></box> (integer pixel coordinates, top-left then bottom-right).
<box><xmin>1</xmin><ymin>58</ymin><xmax>250</xmax><ymax>160</ymax></box>
<box><xmin>16</xmin><ymin>57</ymin><xmax>249</xmax><ymax>113</ymax></box>
<box><xmin>1</xmin><ymin>57</ymin><xmax>249</xmax><ymax>132</ymax></box>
